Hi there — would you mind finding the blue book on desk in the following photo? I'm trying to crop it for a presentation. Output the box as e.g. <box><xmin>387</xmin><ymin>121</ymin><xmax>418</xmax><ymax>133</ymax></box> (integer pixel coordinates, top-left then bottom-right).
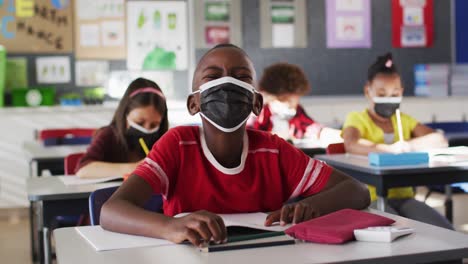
<box><xmin>368</xmin><ymin>152</ymin><xmax>429</xmax><ymax>167</ymax></box>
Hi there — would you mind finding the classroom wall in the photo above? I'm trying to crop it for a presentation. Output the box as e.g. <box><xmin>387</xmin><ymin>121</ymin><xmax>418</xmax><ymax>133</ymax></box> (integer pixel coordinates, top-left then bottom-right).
<box><xmin>195</xmin><ymin>0</ymin><xmax>452</xmax><ymax>96</ymax></box>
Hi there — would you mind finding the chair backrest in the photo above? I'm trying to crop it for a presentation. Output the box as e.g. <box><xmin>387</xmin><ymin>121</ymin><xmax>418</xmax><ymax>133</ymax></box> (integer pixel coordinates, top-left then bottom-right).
<box><xmin>425</xmin><ymin>122</ymin><xmax>468</xmax><ymax>133</ymax></box>
<box><xmin>64</xmin><ymin>152</ymin><xmax>85</xmax><ymax>175</ymax></box>
<box><xmin>326</xmin><ymin>143</ymin><xmax>346</xmax><ymax>154</ymax></box>
<box><xmin>39</xmin><ymin>128</ymin><xmax>96</xmax><ymax>146</ymax></box>
<box><xmin>89</xmin><ymin>186</ymin><xmax>164</xmax><ymax>225</ymax></box>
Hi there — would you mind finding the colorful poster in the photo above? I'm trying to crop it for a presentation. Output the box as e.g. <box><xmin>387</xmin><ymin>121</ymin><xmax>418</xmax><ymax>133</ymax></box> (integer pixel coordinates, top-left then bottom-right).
<box><xmin>326</xmin><ymin>0</ymin><xmax>371</xmax><ymax>48</ymax></box>
<box><xmin>5</xmin><ymin>57</ymin><xmax>28</xmax><ymax>90</ymax></box>
<box><xmin>35</xmin><ymin>56</ymin><xmax>71</xmax><ymax>83</ymax></box>
<box><xmin>205</xmin><ymin>1</ymin><xmax>230</xmax><ymax>22</ymax></box>
<box><xmin>271</xmin><ymin>2</ymin><xmax>295</xmax><ymax>48</ymax></box>
<box><xmin>392</xmin><ymin>0</ymin><xmax>433</xmax><ymax>48</ymax></box>
<box><xmin>203</xmin><ymin>0</ymin><xmax>231</xmax><ymax>47</ymax></box>
<box><xmin>75</xmin><ymin>61</ymin><xmax>109</xmax><ymax>86</ymax></box>
<box><xmin>205</xmin><ymin>26</ymin><xmax>230</xmax><ymax>46</ymax></box>
<box><xmin>127</xmin><ymin>1</ymin><xmax>188</xmax><ymax>70</ymax></box>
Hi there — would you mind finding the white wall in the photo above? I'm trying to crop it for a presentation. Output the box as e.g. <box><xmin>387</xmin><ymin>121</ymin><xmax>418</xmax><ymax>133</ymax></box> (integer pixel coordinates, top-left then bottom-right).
<box><xmin>0</xmin><ymin>96</ymin><xmax>466</xmax><ymax>208</ymax></box>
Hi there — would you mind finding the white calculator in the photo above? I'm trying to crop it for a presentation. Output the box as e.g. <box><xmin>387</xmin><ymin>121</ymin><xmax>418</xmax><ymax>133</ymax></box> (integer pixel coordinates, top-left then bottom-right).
<box><xmin>354</xmin><ymin>226</ymin><xmax>414</xmax><ymax>242</ymax></box>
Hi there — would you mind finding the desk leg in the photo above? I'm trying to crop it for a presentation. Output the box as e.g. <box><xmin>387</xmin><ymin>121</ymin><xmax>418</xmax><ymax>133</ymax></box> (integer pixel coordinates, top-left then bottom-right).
<box><xmin>29</xmin><ymin>202</ymin><xmax>39</xmax><ymax>262</ymax></box>
<box><xmin>444</xmin><ymin>185</ymin><xmax>453</xmax><ymax>223</ymax></box>
<box><xmin>43</xmin><ymin>227</ymin><xmax>51</xmax><ymax>264</ymax></box>
<box><xmin>376</xmin><ymin>197</ymin><xmax>387</xmax><ymax>212</ymax></box>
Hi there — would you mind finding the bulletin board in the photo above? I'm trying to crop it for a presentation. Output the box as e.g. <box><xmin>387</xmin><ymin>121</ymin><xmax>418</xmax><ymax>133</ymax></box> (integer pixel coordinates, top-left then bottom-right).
<box><xmin>0</xmin><ymin>0</ymin><xmax>73</xmax><ymax>53</ymax></box>
<box><xmin>74</xmin><ymin>0</ymin><xmax>127</xmax><ymax>59</ymax></box>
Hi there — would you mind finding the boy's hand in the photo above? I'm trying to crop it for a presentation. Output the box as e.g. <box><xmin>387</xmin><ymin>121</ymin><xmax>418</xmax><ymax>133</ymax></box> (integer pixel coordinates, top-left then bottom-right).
<box><xmin>164</xmin><ymin>210</ymin><xmax>227</xmax><ymax>247</ymax></box>
<box><xmin>264</xmin><ymin>202</ymin><xmax>320</xmax><ymax>226</ymax></box>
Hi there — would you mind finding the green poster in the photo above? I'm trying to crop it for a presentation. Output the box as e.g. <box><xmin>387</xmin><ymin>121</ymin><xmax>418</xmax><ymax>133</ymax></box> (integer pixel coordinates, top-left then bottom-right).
<box><xmin>271</xmin><ymin>5</ymin><xmax>295</xmax><ymax>24</ymax></box>
<box><xmin>0</xmin><ymin>46</ymin><xmax>5</xmax><ymax>107</ymax></box>
<box><xmin>205</xmin><ymin>2</ymin><xmax>230</xmax><ymax>22</ymax></box>
<box><xmin>6</xmin><ymin>58</ymin><xmax>28</xmax><ymax>91</ymax></box>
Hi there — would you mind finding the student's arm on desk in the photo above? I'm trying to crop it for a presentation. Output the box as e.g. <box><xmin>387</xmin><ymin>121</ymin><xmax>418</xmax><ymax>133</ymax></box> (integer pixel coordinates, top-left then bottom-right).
<box><xmin>100</xmin><ymin>175</ymin><xmax>227</xmax><ymax>247</ymax></box>
<box><xmin>76</xmin><ymin>161</ymin><xmax>140</xmax><ymax>179</ymax></box>
<box><xmin>342</xmin><ymin>127</ymin><xmax>409</xmax><ymax>155</ymax></box>
<box><xmin>408</xmin><ymin>124</ymin><xmax>448</xmax><ymax>151</ymax></box>
<box><xmin>265</xmin><ymin>169</ymin><xmax>370</xmax><ymax>226</ymax></box>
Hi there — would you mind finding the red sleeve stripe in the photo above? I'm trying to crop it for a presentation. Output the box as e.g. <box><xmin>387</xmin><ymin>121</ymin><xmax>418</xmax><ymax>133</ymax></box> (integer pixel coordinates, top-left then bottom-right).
<box><xmin>289</xmin><ymin>158</ymin><xmax>315</xmax><ymax>199</ymax></box>
<box><xmin>308</xmin><ymin>162</ymin><xmax>333</xmax><ymax>194</ymax></box>
<box><xmin>300</xmin><ymin>159</ymin><xmax>324</xmax><ymax>194</ymax></box>
<box><xmin>143</xmin><ymin>158</ymin><xmax>169</xmax><ymax>199</ymax></box>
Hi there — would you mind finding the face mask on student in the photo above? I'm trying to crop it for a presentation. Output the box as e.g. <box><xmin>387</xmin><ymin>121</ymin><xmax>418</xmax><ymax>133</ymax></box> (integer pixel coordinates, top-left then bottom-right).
<box><xmin>269</xmin><ymin>100</ymin><xmax>297</xmax><ymax>120</ymax></box>
<box><xmin>373</xmin><ymin>97</ymin><xmax>402</xmax><ymax>118</ymax></box>
<box><xmin>126</xmin><ymin>119</ymin><xmax>160</xmax><ymax>151</ymax></box>
<box><xmin>192</xmin><ymin>76</ymin><xmax>255</xmax><ymax>133</ymax></box>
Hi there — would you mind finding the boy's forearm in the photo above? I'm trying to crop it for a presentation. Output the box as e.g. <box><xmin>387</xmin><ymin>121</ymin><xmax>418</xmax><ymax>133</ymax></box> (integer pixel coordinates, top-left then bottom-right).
<box><xmin>101</xmin><ymin>198</ymin><xmax>172</xmax><ymax>239</ymax></box>
<box><xmin>301</xmin><ymin>175</ymin><xmax>370</xmax><ymax>216</ymax></box>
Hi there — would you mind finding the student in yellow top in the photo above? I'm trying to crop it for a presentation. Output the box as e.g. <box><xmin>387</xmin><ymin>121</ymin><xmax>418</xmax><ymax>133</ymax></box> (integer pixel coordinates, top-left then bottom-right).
<box><xmin>342</xmin><ymin>53</ymin><xmax>452</xmax><ymax>229</ymax></box>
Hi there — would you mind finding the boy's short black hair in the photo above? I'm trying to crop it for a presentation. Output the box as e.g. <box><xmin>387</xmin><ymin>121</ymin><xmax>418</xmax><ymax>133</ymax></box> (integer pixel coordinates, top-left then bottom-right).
<box><xmin>259</xmin><ymin>63</ymin><xmax>310</xmax><ymax>96</ymax></box>
<box><xmin>199</xmin><ymin>43</ymin><xmax>249</xmax><ymax>62</ymax></box>
<box><xmin>367</xmin><ymin>52</ymin><xmax>399</xmax><ymax>82</ymax></box>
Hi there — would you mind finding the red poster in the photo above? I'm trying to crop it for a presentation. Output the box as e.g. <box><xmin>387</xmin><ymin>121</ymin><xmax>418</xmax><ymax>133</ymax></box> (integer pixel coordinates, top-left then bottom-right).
<box><xmin>392</xmin><ymin>0</ymin><xmax>434</xmax><ymax>48</ymax></box>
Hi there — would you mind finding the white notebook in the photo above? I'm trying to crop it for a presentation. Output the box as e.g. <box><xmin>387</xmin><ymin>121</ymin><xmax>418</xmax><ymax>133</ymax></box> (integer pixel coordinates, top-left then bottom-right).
<box><xmin>78</xmin><ymin>213</ymin><xmax>289</xmax><ymax>251</ymax></box>
<box><xmin>76</xmin><ymin>226</ymin><xmax>175</xmax><ymax>251</ymax></box>
<box><xmin>175</xmin><ymin>212</ymin><xmax>289</xmax><ymax>232</ymax></box>
<box><xmin>60</xmin><ymin>175</ymin><xmax>123</xmax><ymax>186</ymax></box>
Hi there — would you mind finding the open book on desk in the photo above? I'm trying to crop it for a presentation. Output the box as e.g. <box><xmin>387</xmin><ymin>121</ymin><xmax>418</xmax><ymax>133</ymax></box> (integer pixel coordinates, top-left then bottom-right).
<box><xmin>428</xmin><ymin>146</ymin><xmax>468</xmax><ymax>164</ymax></box>
<box><xmin>176</xmin><ymin>212</ymin><xmax>294</xmax><ymax>252</ymax></box>
<box><xmin>59</xmin><ymin>175</ymin><xmax>123</xmax><ymax>186</ymax></box>
<box><xmin>77</xmin><ymin>212</ymin><xmax>292</xmax><ymax>251</ymax></box>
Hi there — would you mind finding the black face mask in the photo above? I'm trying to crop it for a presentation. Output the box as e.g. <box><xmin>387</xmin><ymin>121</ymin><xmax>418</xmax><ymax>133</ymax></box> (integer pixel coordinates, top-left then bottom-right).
<box><xmin>196</xmin><ymin>77</ymin><xmax>255</xmax><ymax>133</ymax></box>
<box><xmin>126</xmin><ymin>120</ymin><xmax>161</xmax><ymax>153</ymax></box>
<box><xmin>374</xmin><ymin>103</ymin><xmax>400</xmax><ymax>118</ymax></box>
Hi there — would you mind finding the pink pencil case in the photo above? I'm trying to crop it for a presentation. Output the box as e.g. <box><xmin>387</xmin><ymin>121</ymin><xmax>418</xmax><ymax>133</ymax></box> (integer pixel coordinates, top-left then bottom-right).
<box><xmin>285</xmin><ymin>209</ymin><xmax>395</xmax><ymax>244</ymax></box>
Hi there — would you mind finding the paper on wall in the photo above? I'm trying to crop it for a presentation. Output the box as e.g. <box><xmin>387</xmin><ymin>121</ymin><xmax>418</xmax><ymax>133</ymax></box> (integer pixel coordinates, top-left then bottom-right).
<box><xmin>404</xmin><ymin>7</ymin><xmax>424</xmax><ymax>25</ymax></box>
<box><xmin>76</xmin><ymin>0</ymin><xmax>99</xmax><ymax>20</ymax></box>
<box><xmin>36</xmin><ymin>56</ymin><xmax>71</xmax><ymax>84</ymax></box>
<box><xmin>100</xmin><ymin>0</ymin><xmax>125</xmax><ymax>18</ymax></box>
<box><xmin>127</xmin><ymin>1</ymin><xmax>188</xmax><ymax>70</ymax></box>
<box><xmin>272</xmin><ymin>24</ymin><xmax>295</xmax><ymax>48</ymax></box>
<box><xmin>101</xmin><ymin>21</ymin><xmax>125</xmax><ymax>47</ymax></box>
<box><xmin>80</xmin><ymin>24</ymin><xmax>101</xmax><ymax>47</ymax></box>
<box><xmin>336</xmin><ymin>0</ymin><xmax>364</xmax><ymax>11</ymax></box>
<box><xmin>336</xmin><ymin>16</ymin><xmax>364</xmax><ymax>41</ymax></box>
<box><xmin>106</xmin><ymin>71</ymin><xmax>174</xmax><ymax>99</ymax></box>
<box><xmin>75</xmin><ymin>60</ymin><xmax>110</xmax><ymax>86</ymax></box>
<box><xmin>401</xmin><ymin>26</ymin><xmax>426</xmax><ymax>47</ymax></box>
<box><xmin>16</xmin><ymin>0</ymin><xmax>35</xmax><ymax>18</ymax></box>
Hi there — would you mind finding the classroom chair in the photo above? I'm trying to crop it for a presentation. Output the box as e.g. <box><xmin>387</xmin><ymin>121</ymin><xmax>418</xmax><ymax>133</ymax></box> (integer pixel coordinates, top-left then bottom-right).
<box><xmin>54</xmin><ymin>152</ymin><xmax>88</xmax><ymax>227</ymax></box>
<box><xmin>38</xmin><ymin>128</ymin><xmax>96</xmax><ymax>146</ymax></box>
<box><xmin>64</xmin><ymin>152</ymin><xmax>85</xmax><ymax>175</ymax></box>
<box><xmin>326</xmin><ymin>143</ymin><xmax>346</xmax><ymax>154</ymax></box>
<box><xmin>89</xmin><ymin>186</ymin><xmax>164</xmax><ymax>225</ymax></box>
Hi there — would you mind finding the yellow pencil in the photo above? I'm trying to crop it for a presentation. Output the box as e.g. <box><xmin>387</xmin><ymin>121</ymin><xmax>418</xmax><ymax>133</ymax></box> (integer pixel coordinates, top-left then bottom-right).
<box><xmin>139</xmin><ymin>138</ymin><xmax>150</xmax><ymax>155</ymax></box>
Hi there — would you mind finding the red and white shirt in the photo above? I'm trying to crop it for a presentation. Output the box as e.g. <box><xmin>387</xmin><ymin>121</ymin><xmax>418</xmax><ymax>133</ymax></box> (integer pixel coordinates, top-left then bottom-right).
<box><xmin>134</xmin><ymin>126</ymin><xmax>333</xmax><ymax>216</ymax></box>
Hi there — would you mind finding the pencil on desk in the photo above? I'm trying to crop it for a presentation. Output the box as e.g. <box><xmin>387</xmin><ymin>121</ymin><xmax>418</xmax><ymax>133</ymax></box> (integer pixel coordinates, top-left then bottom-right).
<box><xmin>200</xmin><ymin>239</ymin><xmax>296</xmax><ymax>253</ymax></box>
<box><xmin>139</xmin><ymin>138</ymin><xmax>150</xmax><ymax>155</ymax></box>
<box><xmin>396</xmin><ymin>109</ymin><xmax>404</xmax><ymax>143</ymax></box>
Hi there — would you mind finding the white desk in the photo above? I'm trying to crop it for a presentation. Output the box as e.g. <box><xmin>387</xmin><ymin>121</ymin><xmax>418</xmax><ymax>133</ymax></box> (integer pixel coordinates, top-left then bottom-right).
<box><xmin>54</xmin><ymin>210</ymin><xmax>468</xmax><ymax>264</ymax></box>
<box><xmin>23</xmin><ymin>141</ymin><xmax>88</xmax><ymax>176</ymax></box>
<box><xmin>315</xmin><ymin>153</ymin><xmax>468</xmax><ymax>217</ymax></box>
<box><xmin>27</xmin><ymin>176</ymin><xmax>121</xmax><ymax>264</ymax></box>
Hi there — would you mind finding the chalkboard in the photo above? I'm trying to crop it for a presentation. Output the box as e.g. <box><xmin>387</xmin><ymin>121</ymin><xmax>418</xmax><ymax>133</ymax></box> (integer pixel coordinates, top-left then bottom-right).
<box><xmin>196</xmin><ymin>0</ymin><xmax>452</xmax><ymax>96</ymax></box>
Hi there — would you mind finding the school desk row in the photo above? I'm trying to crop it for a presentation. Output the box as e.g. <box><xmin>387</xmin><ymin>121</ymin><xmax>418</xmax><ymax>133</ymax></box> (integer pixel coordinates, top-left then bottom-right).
<box><xmin>27</xmin><ymin>152</ymin><xmax>468</xmax><ymax>264</ymax></box>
